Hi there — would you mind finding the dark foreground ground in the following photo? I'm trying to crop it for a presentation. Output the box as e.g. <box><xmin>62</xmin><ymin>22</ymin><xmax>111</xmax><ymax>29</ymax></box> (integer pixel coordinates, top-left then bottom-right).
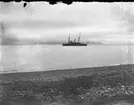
<box><xmin>1</xmin><ymin>64</ymin><xmax>134</xmax><ymax>105</ymax></box>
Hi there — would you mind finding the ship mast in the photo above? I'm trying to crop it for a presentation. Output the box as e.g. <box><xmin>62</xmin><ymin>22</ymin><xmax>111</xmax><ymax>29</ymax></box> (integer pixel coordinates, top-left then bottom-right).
<box><xmin>78</xmin><ymin>32</ymin><xmax>81</xmax><ymax>42</ymax></box>
<box><xmin>68</xmin><ymin>33</ymin><xmax>70</xmax><ymax>43</ymax></box>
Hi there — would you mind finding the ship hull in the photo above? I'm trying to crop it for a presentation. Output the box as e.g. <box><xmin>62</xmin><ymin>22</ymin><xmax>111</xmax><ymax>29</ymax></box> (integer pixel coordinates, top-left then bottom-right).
<box><xmin>62</xmin><ymin>43</ymin><xmax>87</xmax><ymax>46</ymax></box>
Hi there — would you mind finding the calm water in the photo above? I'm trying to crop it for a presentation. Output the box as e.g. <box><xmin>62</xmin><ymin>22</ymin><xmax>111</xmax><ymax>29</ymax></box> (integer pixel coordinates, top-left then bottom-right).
<box><xmin>0</xmin><ymin>45</ymin><xmax>134</xmax><ymax>105</ymax></box>
<box><xmin>0</xmin><ymin>45</ymin><xmax>133</xmax><ymax>73</ymax></box>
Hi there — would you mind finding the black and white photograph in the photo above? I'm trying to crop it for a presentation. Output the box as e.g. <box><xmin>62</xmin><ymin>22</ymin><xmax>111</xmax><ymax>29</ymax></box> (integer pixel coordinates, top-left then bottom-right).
<box><xmin>1</xmin><ymin>2</ymin><xmax>134</xmax><ymax>105</ymax></box>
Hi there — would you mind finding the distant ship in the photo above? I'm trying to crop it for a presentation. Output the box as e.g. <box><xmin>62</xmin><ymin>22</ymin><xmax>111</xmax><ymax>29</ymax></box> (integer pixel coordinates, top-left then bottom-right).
<box><xmin>63</xmin><ymin>33</ymin><xmax>87</xmax><ymax>46</ymax></box>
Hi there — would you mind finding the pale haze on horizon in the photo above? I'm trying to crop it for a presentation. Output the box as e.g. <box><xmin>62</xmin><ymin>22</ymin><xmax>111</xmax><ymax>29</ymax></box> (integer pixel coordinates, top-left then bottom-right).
<box><xmin>1</xmin><ymin>2</ymin><xmax>134</xmax><ymax>44</ymax></box>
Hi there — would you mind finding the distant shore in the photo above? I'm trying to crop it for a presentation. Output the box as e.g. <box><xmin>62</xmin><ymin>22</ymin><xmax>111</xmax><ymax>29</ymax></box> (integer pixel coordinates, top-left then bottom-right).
<box><xmin>1</xmin><ymin>43</ymin><xmax>134</xmax><ymax>45</ymax></box>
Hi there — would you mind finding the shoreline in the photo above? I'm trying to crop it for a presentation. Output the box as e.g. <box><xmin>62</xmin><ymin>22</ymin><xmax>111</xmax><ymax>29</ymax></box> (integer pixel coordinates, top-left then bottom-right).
<box><xmin>0</xmin><ymin>64</ymin><xmax>134</xmax><ymax>83</ymax></box>
<box><xmin>0</xmin><ymin>63</ymin><xmax>132</xmax><ymax>74</ymax></box>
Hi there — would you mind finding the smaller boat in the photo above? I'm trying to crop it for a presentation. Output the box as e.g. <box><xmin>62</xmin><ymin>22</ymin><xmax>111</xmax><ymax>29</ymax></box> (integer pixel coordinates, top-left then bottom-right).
<box><xmin>63</xmin><ymin>33</ymin><xmax>87</xmax><ymax>46</ymax></box>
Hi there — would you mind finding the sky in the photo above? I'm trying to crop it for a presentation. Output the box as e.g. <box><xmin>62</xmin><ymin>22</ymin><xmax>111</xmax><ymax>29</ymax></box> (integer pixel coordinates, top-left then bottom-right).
<box><xmin>1</xmin><ymin>2</ymin><xmax>134</xmax><ymax>44</ymax></box>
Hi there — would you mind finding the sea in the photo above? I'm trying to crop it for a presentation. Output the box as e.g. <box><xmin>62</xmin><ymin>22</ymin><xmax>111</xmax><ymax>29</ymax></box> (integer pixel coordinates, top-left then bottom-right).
<box><xmin>0</xmin><ymin>44</ymin><xmax>133</xmax><ymax>73</ymax></box>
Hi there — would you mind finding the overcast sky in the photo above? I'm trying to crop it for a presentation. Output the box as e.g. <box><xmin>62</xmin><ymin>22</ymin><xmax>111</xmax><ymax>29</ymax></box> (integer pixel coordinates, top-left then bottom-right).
<box><xmin>1</xmin><ymin>2</ymin><xmax>134</xmax><ymax>43</ymax></box>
